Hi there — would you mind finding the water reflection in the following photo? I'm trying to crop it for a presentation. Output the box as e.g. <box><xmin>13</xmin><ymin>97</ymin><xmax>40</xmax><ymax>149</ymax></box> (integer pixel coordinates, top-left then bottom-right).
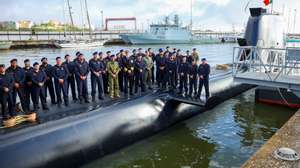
<box><xmin>83</xmin><ymin>89</ymin><xmax>295</xmax><ymax>168</ymax></box>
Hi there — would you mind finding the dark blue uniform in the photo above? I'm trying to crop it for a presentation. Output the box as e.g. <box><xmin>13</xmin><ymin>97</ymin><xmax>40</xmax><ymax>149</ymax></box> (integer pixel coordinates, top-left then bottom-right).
<box><xmin>118</xmin><ymin>56</ymin><xmax>126</xmax><ymax>92</ymax></box>
<box><xmin>150</xmin><ymin>52</ymin><xmax>156</xmax><ymax>83</ymax></box>
<box><xmin>134</xmin><ymin>58</ymin><xmax>146</xmax><ymax>93</ymax></box>
<box><xmin>52</xmin><ymin>64</ymin><xmax>69</xmax><ymax>105</ymax></box>
<box><xmin>124</xmin><ymin>56</ymin><xmax>135</xmax><ymax>95</ymax></box>
<box><xmin>24</xmin><ymin>66</ymin><xmax>34</xmax><ymax>112</ymax></box>
<box><xmin>74</xmin><ymin>60</ymin><xmax>90</xmax><ymax>102</ymax></box>
<box><xmin>155</xmin><ymin>55</ymin><xmax>167</xmax><ymax>88</ymax></box>
<box><xmin>102</xmin><ymin>57</ymin><xmax>110</xmax><ymax>94</ymax></box>
<box><xmin>6</xmin><ymin>66</ymin><xmax>28</xmax><ymax>113</ymax></box>
<box><xmin>198</xmin><ymin>63</ymin><xmax>210</xmax><ymax>99</ymax></box>
<box><xmin>0</xmin><ymin>73</ymin><xmax>15</xmax><ymax>119</ymax></box>
<box><xmin>166</xmin><ymin>59</ymin><xmax>177</xmax><ymax>90</ymax></box>
<box><xmin>89</xmin><ymin>58</ymin><xmax>105</xmax><ymax>100</ymax></box>
<box><xmin>178</xmin><ymin>62</ymin><xmax>189</xmax><ymax>94</ymax></box>
<box><xmin>40</xmin><ymin>63</ymin><xmax>56</xmax><ymax>104</ymax></box>
<box><xmin>188</xmin><ymin>64</ymin><xmax>198</xmax><ymax>96</ymax></box>
<box><xmin>29</xmin><ymin>70</ymin><xmax>48</xmax><ymax>111</ymax></box>
<box><xmin>63</xmin><ymin>61</ymin><xmax>77</xmax><ymax>101</ymax></box>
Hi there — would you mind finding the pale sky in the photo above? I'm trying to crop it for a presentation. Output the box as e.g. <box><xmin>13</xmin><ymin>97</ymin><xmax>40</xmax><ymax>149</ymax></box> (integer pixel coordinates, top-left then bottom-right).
<box><xmin>0</xmin><ymin>0</ymin><xmax>299</xmax><ymax>33</ymax></box>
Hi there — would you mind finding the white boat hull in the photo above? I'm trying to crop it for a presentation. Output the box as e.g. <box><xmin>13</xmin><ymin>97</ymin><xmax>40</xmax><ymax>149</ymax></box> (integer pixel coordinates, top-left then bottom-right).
<box><xmin>0</xmin><ymin>41</ymin><xmax>12</xmax><ymax>50</ymax></box>
<box><xmin>54</xmin><ymin>40</ymin><xmax>105</xmax><ymax>48</ymax></box>
<box><xmin>120</xmin><ymin>34</ymin><xmax>220</xmax><ymax>45</ymax></box>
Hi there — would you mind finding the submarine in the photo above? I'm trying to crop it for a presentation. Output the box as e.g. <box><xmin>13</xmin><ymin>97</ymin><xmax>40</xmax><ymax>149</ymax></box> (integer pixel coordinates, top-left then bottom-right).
<box><xmin>0</xmin><ymin>69</ymin><xmax>253</xmax><ymax>168</ymax></box>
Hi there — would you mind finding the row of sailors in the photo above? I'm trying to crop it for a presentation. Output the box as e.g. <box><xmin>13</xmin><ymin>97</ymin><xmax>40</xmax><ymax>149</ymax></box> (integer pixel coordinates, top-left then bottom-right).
<box><xmin>0</xmin><ymin>47</ymin><xmax>210</xmax><ymax>120</ymax></box>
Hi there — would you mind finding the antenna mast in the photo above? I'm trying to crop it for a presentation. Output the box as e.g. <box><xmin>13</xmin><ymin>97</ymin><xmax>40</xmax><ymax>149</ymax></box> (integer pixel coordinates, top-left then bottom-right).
<box><xmin>84</xmin><ymin>0</ymin><xmax>93</xmax><ymax>39</ymax></box>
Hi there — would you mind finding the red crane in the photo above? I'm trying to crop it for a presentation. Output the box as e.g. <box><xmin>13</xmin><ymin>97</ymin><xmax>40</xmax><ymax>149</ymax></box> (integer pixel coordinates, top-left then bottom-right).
<box><xmin>105</xmin><ymin>17</ymin><xmax>137</xmax><ymax>31</ymax></box>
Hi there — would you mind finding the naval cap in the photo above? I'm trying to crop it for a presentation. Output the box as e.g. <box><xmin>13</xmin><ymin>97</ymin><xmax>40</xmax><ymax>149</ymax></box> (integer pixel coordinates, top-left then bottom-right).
<box><xmin>10</xmin><ymin>59</ymin><xmax>17</xmax><ymax>63</ymax></box>
<box><xmin>33</xmin><ymin>62</ymin><xmax>39</xmax><ymax>66</ymax></box>
<box><xmin>201</xmin><ymin>58</ymin><xmax>207</xmax><ymax>61</ymax></box>
<box><xmin>93</xmin><ymin>51</ymin><xmax>98</xmax><ymax>56</ymax></box>
<box><xmin>0</xmin><ymin>64</ymin><xmax>5</xmax><ymax>68</ymax></box>
<box><xmin>76</xmin><ymin>51</ymin><xmax>81</xmax><ymax>56</ymax></box>
<box><xmin>41</xmin><ymin>57</ymin><xmax>47</xmax><ymax>62</ymax></box>
<box><xmin>24</xmin><ymin>59</ymin><xmax>30</xmax><ymax>63</ymax></box>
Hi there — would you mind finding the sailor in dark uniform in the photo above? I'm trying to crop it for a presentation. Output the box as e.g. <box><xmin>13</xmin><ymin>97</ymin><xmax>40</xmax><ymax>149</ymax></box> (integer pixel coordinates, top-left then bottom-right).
<box><xmin>134</xmin><ymin>54</ymin><xmax>146</xmax><ymax>93</ymax></box>
<box><xmin>155</xmin><ymin>49</ymin><xmax>167</xmax><ymax>88</ymax></box>
<box><xmin>186</xmin><ymin>50</ymin><xmax>194</xmax><ymax>64</ymax></box>
<box><xmin>52</xmin><ymin>57</ymin><xmax>69</xmax><ymax>106</ymax></box>
<box><xmin>40</xmin><ymin>57</ymin><xmax>56</xmax><ymax>105</ymax></box>
<box><xmin>0</xmin><ymin>64</ymin><xmax>15</xmax><ymax>120</ymax></box>
<box><xmin>147</xmin><ymin>48</ymin><xmax>156</xmax><ymax>84</ymax></box>
<box><xmin>178</xmin><ymin>56</ymin><xmax>189</xmax><ymax>95</ymax></box>
<box><xmin>63</xmin><ymin>54</ymin><xmax>77</xmax><ymax>101</ymax></box>
<box><xmin>197</xmin><ymin>58</ymin><xmax>211</xmax><ymax>100</ymax></box>
<box><xmin>74</xmin><ymin>53</ymin><xmax>90</xmax><ymax>103</ymax></box>
<box><xmin>30</xmin><ymin>62</ymin><xmax>49</xmax><ymax>111</ymax></box>
<box><xmin>23</xmin><ymin>59</ymin><xmax>34</xmax><ymax>113</ymax></box>
<box><xmin>6</xmin><ymin>59</ymin><xmax>28</xmax><ymax>113</ymax></box>
<box><xmin>118</xmin><ymin>50</ymin><xmax>126</xmax><ymax>93</ymax></box>
<box><xmin>166</xmin><ymin>53</ymin><xmax>177</xmax><ymax>91</ymax></box>
<box><xmin>131</xmin><ymin>49</ymin><xmax>137</xmax><ymax>59</ymax></box>
<box><xmin>124</xmin><ymin>50</ymin><xmax>135</xmax><ymax>95</ymax></box>
<box><xmin>89</xmin><ymin>52</ymin><xmax>105</xmax><ymax>101</ymax></box>
<box><xmin>188</xmin><ymin>60</ymin><xmax>198</xmax><ymax>97</ymax></box>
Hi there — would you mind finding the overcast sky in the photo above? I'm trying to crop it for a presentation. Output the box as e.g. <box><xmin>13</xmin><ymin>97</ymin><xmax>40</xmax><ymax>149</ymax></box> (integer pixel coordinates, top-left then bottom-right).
<box><xmin>1</xmin><ymin>0</ymin><xmax>299</xmax><ymax>33</ymax></box>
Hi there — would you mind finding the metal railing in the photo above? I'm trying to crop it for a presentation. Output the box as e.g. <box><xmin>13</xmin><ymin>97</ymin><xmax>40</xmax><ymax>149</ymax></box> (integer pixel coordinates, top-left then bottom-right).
<box><xmin>232</xmin><ymin>46</ymin><xmax>300</xmax><ymax>82</ymax></box>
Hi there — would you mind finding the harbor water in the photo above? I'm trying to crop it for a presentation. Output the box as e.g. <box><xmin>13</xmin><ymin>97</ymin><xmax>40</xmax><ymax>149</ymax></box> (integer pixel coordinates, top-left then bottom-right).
<box><xmin>0</xmin><ymin>43</ymin><xmax>296</xmax><ymax>167</ymax></box>
<box><xmin>82</xmin><ymin>89</ymin><xmax>295</xmax><ymax>168</ymax></box>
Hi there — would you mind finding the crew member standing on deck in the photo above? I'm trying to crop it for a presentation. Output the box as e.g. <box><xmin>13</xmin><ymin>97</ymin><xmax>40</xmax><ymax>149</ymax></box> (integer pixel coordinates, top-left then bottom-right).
<box><xmin>74</xmin><ymin>53</ymin><xmax>90</xmax><ymax>104</ymax></box>
<box><xmin>52</xmin><ymin>57</ymin><xmax>69</xmax><ymax>106</ymax></box>
<box><xmin>107</xmin><ymin>54</ymin><xmax>120</xmax><ymax>98</ymax></box>
<box><xmin>188</xmin><ymin>60</ymin><xmax>198</xmax><ymax>97</ymax></box>
<box><xmin>166</xmin><ymin>53</ymin><xmax>177</xmax><ymax>91</ymax></box>
<box><xmin>155</xmin><ymin>49</ymin><xmax>167</xmax><ymax>88</ymax></box>
<box><xmin>147</xmin><ymin>48</ymin><xmax>156</xmax><ymax>84</ymax></box>
<box><xmin>102</xmin><ymin>51</ymin><xmax>111</xmax><ymax>94</ymax></box>
<box><xmin>6</xmin><ymin>59</ymin><xmax>28</xmax><ymax>113</ymax></box>
<box><xmin>191</xmin><ymin>48</ymin><xmax>200</xmax><ymax>63</ymax></box>
<box><xmin>134</xmin><ymin>54</ymin><xmax>146</xmax><ymax>93</ymax></box>
<box><xmin>0</xmin><ymin>64</ymin><xmax>16</xmax><ymax>120</ymax></box>
<box><xmin>123</xmin><ymin>50</ymin><xmax>135</xmax><ymax>95</ymax></box>
<box><xmin>89</xmin><ymin>52</ymin><xmax>105</xmax><ymax>101</ymax></box>
<box><xmin>197</xmin><ymin>58</ymin><xmax>210</xmax><ymax>101</ymax></box>
<box><xmin>144</xmin><ymin>50</ymin><xmax>154</xmax><ymax>90</ymax></box>
<box><xmin>118</xmin><ymin>50</ymin><xmax>126</xmax><ymax>93</ymax></box>
<box><xmin>23</xmin><ymin>59</ymin><xmax>34</xmax><ymax>113</ymax></box>
<box><xmin>30</xmin><ymin>62</ymin><xmax>49</xmax><ymax>111</ymax></box>
<box><xmin>40</xmin><ymin>57</ymin><xmax>56</xmax><ymax>105</ymax></box>
<box><xmin>178</xmin><ymin>56</ymin><xmax>189</xmax><ymax>95</ymax></box>
<box><xmin>63</xmin><ymin>54</ymin><xmax>77</xmax><ymax>102</ymax></box>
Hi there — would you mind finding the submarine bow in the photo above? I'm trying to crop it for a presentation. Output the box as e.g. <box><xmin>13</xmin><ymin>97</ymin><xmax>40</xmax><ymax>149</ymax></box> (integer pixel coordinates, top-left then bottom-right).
<box><xmin>0</xmin><ymin>72</ymin><xmax>253</xmax><ymax>168</ymax></box>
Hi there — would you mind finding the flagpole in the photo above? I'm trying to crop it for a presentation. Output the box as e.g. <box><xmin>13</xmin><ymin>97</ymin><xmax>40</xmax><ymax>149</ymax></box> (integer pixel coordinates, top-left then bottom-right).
<box><xmin>271</xmin><ymin>0</ymin><xmax>274</xmax><ymax>14</ymax></box>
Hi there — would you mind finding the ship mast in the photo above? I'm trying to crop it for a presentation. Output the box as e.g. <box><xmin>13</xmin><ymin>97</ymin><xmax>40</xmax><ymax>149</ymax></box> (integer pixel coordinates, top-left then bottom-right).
<box><xmin>84</xmin><ymin>0</ymin><xmax>93</xmax><ymax>39</ymax></box>
<box><xmin>190</xmin><ymin>0</ymin><xmax>193</xmax><ymax>30</ymax></box>
<box><xmin>67</xmin><ymin>0</ymin><xmax>76</xmax><ymax>40</ymax></box>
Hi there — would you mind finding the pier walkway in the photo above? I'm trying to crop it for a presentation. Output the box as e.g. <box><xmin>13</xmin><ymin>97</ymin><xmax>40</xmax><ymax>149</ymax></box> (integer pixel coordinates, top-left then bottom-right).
<box><xmin>233</xmin><ymin>47</ymin><xmax>300</xmax><ymax>97</ymax></box>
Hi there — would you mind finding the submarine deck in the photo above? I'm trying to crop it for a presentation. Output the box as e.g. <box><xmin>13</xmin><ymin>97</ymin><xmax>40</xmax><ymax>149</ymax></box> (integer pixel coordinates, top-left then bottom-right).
<box><xmin>0</xmin><ymin>67</ymin><xmax>230</xmax><ymax>134</ymax></box>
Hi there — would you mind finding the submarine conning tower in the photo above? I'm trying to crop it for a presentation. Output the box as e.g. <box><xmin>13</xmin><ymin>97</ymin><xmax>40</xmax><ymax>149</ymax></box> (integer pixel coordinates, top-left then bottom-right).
<box><xmin>234</xmin><ymin>8</ymin><xmax>300</xmax><ymax>108</ymax></box>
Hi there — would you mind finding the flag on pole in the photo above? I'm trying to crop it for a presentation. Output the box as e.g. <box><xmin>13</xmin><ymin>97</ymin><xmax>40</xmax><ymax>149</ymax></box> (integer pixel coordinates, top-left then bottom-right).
<box><xmin>264</xmin><ymin>0</ymin><xmax>273</xmax><ymax>6</ymax></box>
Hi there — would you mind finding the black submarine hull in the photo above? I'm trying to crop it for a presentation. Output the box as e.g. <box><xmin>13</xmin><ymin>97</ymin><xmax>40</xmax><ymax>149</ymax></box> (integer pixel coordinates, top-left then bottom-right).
<box><xmin>0</xmin><ymin>73</ymin><xmax>253</xmax><ymax>168</ymax></box>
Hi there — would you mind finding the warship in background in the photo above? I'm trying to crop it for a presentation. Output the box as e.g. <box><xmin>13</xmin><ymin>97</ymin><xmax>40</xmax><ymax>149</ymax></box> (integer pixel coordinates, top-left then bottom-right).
<box><xmin>120</xmin><ymin>15</ymin><xmax>221</xmax><ymax>45</ymax></box>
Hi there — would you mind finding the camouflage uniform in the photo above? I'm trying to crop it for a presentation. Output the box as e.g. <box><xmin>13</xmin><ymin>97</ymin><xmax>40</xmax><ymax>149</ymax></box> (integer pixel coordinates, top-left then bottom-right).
<box><xmin>107</xmin><ymin>60</ymin><xmax>120</xmax><ymax>98</ymax></box>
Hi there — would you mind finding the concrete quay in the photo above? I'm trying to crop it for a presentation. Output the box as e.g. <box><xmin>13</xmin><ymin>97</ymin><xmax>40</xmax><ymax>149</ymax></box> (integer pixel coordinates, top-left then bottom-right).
<box><xmin>242</xmin><ymin>109</ymin><xmax>300</xmax><ymax>168</ymax></box>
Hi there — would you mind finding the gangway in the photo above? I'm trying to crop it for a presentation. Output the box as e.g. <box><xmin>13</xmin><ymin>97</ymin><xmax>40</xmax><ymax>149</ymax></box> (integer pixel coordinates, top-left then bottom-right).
<box><xmin>232</xmin><ymin>46</ymin><xmax>300</xmax><ymax>97</ymax></box>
